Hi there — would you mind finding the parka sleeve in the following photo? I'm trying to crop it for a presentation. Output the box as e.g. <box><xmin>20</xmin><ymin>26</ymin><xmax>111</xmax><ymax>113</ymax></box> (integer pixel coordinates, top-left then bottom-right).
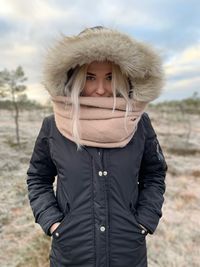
<box><xmin>135</xmin><ymin>113</ymin><xmax>168</xmax><ymax>235</ymax></box>
<box><xmin>26</xmin><ymin>117</ymin><xmax>64</xmax><ymax>236</ymax></box>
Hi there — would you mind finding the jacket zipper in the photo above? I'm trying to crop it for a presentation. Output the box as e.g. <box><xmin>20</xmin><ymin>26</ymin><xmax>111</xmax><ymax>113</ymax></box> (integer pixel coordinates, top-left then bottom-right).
<box><xmin>105</xmin><ymin>174</ymin><xmax>110</xmax><ymax>267</ymax></box>
<box><xmin>82</xmin><ymin>147</ymin><xmax>97</xmax><ymax>266</ymax></box>
<box><xmin>101</xmin><ymin>149</ymin><xmax>110</xmax><ymax>267</ymax></box>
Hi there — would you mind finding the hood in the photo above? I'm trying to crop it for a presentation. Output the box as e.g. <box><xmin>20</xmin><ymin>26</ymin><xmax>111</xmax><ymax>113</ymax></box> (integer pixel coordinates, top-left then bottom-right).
<box><xmin>42</xmin><ymin>27</ymin><xmax>165</xmax><ymax>102</ymax></box>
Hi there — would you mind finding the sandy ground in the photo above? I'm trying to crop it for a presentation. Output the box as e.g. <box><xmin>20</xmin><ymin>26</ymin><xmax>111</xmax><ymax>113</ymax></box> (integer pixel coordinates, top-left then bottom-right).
<box><xmin>0</xmin><ymin>108</ymin><xmax>199</xmax><ymax>267</ymax></box>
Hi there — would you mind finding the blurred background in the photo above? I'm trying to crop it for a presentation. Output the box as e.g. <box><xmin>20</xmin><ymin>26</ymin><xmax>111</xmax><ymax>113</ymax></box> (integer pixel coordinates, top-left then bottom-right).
<box><xmin>0</xmin><ymin>0</ymin><xmax>199</xmax><ymax>266</ymax></box>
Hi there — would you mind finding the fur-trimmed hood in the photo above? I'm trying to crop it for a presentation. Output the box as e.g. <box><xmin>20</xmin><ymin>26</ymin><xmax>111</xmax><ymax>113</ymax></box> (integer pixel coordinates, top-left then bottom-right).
<box><xmin>42</xmin><ymin>27</ymin><xmax>164</xmax><ymax>102</ymax></box>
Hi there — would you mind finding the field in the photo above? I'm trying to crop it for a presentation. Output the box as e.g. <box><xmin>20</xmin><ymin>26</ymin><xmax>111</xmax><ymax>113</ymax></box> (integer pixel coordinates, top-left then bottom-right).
<box><xmin>0</xmin><ymin>106</ymin><xmax>199</xmax><ymax>267</ymax></box>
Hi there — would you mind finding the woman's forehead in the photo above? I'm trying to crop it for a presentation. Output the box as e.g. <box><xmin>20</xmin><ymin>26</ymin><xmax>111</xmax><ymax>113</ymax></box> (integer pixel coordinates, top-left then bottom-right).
<box><xmin>87</xmin><ymin>61</ymin><xmax>112</xmax><ymax>72</ymax></box>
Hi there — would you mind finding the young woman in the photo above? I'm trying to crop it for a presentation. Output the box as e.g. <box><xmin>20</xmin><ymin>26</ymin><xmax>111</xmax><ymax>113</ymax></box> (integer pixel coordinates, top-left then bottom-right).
<box><xmin>26</xmin><ymin>26</ymin><xmax>167</xmax><ymax>267</ymax></box>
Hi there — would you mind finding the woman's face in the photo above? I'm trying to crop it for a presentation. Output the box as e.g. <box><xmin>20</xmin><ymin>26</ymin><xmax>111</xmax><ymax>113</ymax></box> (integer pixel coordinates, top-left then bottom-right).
<box><xmin>81</xmin><ymin>61</ymin><xmax>113</xmax><ymax>97</ymax></box>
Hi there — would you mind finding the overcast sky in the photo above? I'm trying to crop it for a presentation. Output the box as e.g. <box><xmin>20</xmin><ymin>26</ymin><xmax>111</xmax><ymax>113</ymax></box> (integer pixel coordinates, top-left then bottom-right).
<box><xmin>0</xmin><ymin>0</ymin><xmax>199</xmax><ymax>104</ymax></box>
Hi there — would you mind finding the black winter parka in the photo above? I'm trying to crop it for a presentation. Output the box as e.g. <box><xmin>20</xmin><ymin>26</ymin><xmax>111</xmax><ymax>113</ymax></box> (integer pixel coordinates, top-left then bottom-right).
<box><xmin>26</xmin><ymin>112</ymin><xmax>167</xmax><ymax>267</ymax></box>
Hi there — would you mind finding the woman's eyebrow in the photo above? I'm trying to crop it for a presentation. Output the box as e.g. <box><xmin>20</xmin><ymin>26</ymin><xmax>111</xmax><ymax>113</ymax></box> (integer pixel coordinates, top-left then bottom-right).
<box><xmin>86</xmin><ymin>72</ymin><xmax>112</xmax><ymax>76</ymax></box>
<box><xmin>87</xmin><ymin>72</ymin><xmax>96</xmax><ymax>76</ymax></box>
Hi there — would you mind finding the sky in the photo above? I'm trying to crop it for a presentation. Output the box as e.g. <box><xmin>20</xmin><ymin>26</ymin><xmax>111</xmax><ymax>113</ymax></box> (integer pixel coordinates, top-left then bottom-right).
<box><xmin>0</xmin><ymin>0</ymin><xmax>199</xmax><ymax>104</ymax></box>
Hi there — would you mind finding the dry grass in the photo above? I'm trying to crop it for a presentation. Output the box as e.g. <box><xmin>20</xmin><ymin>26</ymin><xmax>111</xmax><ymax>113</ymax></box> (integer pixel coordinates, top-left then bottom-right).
<box><xmin>16</xmin><ymin>234</ymin><xmax>51</xmax><ymax>267</ymax></box>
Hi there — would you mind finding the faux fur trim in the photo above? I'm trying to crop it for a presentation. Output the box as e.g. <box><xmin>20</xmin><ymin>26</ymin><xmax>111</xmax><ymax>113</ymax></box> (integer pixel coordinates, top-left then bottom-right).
<box><xmin>42</xmin><ymin>28</ymin><xmax>165</xmax><ymax>102</ymax></box>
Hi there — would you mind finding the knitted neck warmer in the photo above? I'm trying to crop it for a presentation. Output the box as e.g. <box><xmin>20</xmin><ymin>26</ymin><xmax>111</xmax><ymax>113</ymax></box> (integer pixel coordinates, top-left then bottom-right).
<box><xmin>50</xmin><ymin>96</ymin><xmax>148</xmax><ymax>148</ymax></box>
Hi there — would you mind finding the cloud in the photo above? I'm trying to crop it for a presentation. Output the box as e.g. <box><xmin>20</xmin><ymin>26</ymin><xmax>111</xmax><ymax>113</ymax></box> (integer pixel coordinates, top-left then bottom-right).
<box><xmin>26</xmin><ymin>83</ymin><xmax>49</xmax><ymax>105</ymax></box>
<box><xmin>159</xmin><ymin>44</ymin><xmax>200</xmax><ymax>101</ymax></box>
<box><xmin>0</xmin><ymin>0</ymin><xmax>61</xmax><ymax>21</ymax></box>
<box><xmin>165</xmin><ymin>44</ymin><xmax>200</xmax><ymax>81</ymax></box>
<box><xmin>158</xmin><ymin>77</ymin><xmax>200</xmax><ymax>102</ymax></box>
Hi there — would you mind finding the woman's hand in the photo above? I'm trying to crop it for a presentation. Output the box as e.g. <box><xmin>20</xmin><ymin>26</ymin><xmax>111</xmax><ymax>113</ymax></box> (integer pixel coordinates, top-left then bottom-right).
<box><xmin>50</xmin><ymin>222</ymin><xmax>61</xmax><ymax>235</ymax></box>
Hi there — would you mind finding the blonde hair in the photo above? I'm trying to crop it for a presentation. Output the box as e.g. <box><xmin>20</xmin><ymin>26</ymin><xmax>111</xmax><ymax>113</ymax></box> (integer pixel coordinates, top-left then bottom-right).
<box><xmin>63</xmin><ymin>61</ymin><xmax>135</xmax><ymax>151</ymax></box>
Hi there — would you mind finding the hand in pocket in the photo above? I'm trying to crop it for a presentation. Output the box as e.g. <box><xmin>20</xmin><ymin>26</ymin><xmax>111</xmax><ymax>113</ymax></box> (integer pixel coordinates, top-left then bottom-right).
<box><xmin>50</xmin><ymin>222</ymin><xmax>61</xmax><ymax>235</ymax></box>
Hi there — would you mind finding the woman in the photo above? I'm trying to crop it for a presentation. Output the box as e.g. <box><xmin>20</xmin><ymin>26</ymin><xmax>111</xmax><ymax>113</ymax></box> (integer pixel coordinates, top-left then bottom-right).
<box><xmin>26</xmin><ymin>26</ymin><xmax>167</xmax><ymax>267</ymax></box>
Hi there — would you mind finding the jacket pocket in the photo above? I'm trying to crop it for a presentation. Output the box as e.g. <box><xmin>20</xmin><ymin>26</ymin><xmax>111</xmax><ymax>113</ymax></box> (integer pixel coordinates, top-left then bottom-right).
<box><xmin>52</xmin><ymin>202</ymin><xmax>72</xmax><ymax>239</ymax></box>
<box><xmin>129</xmin><ymin>202</ymin><xmax>148</xmax><ymax>236</ymax></box>
<box><xmin>50</xmin><ymin>204</ymin><xmax>72</xmax><ymax>262</ymax></box>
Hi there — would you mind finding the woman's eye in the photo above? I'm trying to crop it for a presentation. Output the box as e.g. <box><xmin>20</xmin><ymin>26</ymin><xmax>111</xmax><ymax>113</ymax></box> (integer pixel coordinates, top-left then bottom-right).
<box><xmin>106</xmin><ymin>75</ymin><xmax>112</xmax><ymax>81</ymax></box>
<box><xmin>86</xmin><ymin>76</ymin><xmax>95</xmax><ymax>80</ymax></box>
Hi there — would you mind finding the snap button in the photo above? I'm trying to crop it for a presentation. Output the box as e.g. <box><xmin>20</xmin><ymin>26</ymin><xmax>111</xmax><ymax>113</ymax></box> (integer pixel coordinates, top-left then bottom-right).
<box><xmin>103</xmin><ymin>171</ymin><xmax>107</xmax><ymax>176</ymax></box>
<box><xmin>100</xmin><ymin>225</ymin><xmax>106</xmax><ymax>232</ymax></box>
<box><xmin>55</xmin><ymin>232</ymin><xmax>60</xmax><ymax>237</ymax></box>
<box><xmin>141</xmin><ymin>229</ymin><xmax>146</xmax><ymax>234</ymax></box>
<box><xmin>98</xmin><ymin>171</ymin><xmax>103</xmax><ymax>176</ymax></box>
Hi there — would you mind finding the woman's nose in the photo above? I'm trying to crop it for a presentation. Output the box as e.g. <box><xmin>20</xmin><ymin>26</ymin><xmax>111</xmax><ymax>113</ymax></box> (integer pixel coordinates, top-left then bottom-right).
<box><xmin>96</xmin><ymin>81</ymin><xmax>106</xmax><ymax>95</ymax></box>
